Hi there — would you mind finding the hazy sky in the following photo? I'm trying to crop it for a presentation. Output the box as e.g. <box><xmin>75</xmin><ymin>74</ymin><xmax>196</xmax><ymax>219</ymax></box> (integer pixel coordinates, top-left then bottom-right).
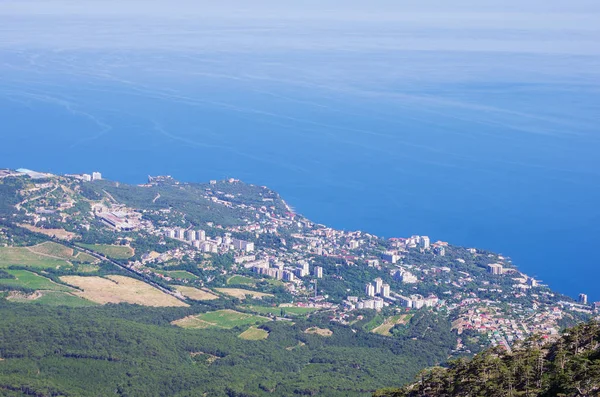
<box><xmin>1</xmin><ymin>0</ymin><xmax>599</xmax><ymax>56</ymax></box>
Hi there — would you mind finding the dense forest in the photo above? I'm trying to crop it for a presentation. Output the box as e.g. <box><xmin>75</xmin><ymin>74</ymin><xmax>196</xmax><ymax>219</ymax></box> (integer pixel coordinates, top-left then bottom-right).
<box><xmin>0</xmin><ymin>302</ymin><xmax>456</xmax><ymax>396</ymax></box>
<box><xmin>374</xmin><ymin>320</ymin><xmax>600</xmax><ymax>397</ymax></box>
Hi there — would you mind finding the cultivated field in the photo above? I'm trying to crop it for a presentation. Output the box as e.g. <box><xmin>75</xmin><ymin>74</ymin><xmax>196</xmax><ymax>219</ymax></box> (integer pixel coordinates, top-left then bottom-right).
<box><xmin>226</xmin><ymin>275</ymin><xmax>256</xmax><ymax>286</ymax></box>
<box><xmin>60</xmin><ymin>275</ymin><xmax>188</xmax><ymax>307</ymax></box>
<box><xmin>0</xmin><ymin>242</ymin><xmax>98</xmax><ymax>269</ymax></box>
<box><xmin>304</xmin><ymin>327</ymin><xmax>333</xmax><ymax>337</ymax></box>
<box><xmin>215</xmin><ymin>288</ymin><xmax>273</xmax><ymax>300</ymax></box>
<box><xmin>73</xmin><ymin>263</ymin><xmax>100</xmax><ymax>273</ymax></box>
<box><xmin>172</xmin><ymin>309</ymin><xmax>269</xmax><ymax>329</ymax></box>
<box><xmin>29</xmin><ymin>242</ymin><xmax>74</xmax><ymax>257</ymax></box>
<box><xmin>73</xmin><ymin>252</ymin><xmax>99</xmax><ymax>264</ymax></box>
<box><xmin>18</xmin><ymin>224</ymin><xmax>79</xmax><ymax>240</ymax></box>
<box><xmin>0</xmin><ymin>246</ymin><xmax>71</xmax><ymax>269</ymax></box>
<box><xmin>176</xmin><ymin>286</ymin><xmax>219</xmax><ymax>301</ymax></box>
<box><xmin>77</xmin><ymin>244</ymin><xmax>134</xmax><ymax>259</ymax></box>
<box><xmin>7</xmin><ymin>290</ymin><xmax>97</xmax><ymax>307</ymax></box>
<box><xmin>0</xmin><ymin>269</ymin><xmax>73</xmax><ymax>291</ymax></box>
<box><xmin>238</xmin><ymin>327</ymin><xmax>269</xmax><ymax>340</ymax></box>
<box><xmin>371</xmin><ymin>314</ymin><xmax>412</xmax><ymax>336</ymax></box>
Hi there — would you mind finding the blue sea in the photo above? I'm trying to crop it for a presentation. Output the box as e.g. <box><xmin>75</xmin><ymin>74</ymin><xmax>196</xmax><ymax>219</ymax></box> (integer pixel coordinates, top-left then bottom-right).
<box><xmin>1</xmin><ymin>2</ymin><xmax>599</xmax><ymax>301</ymax></box>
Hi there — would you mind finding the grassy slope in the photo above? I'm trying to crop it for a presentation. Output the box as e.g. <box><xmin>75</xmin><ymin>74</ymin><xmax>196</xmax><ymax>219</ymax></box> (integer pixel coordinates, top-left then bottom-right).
<box><xmin>77</xmin><ymin>243</ymin><xmax>133</xmax><ymax>259</ymax></box>
<box><xmin>0</xmin><ymin>270</ymin><xmax>72</xmax><ymax>291</ymax></box>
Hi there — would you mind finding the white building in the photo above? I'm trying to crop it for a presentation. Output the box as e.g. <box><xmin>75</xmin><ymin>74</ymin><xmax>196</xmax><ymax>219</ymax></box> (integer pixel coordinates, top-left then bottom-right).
<box><xmin>381</xmin><ymin>283</ymin><xmax>390</xmax><ymax>298</ymax></box>
<box><xmin>420</xmin><ymin>236</ymin><xmax>430</xmax><ymax>250</ymax></box>
<box><xmin>175</xmin><ymin>228</ymin><xmax>185</xmax><ymax>240</ymax></box>
<box><xmin>365</xmin><ymin>283</ymin><xmax>375</xmax><ymax>297</ymax></box>
<box><xmin>186</xmin><ymin>230</ymin><xmax>196</xmax><ymax>241</ymax></box>
<box><xmin>92</xmin><ymin>172</ymin><xmax>102</xmax><ymax>181</ymax></box>
<box><xmin>82</xmin><ymin>174</ymin><xmax>92</xmax><ymax>182</ymax></box>
<box><xmin>394</xmin><ymin>269</ymin><xmax>418</xmax><ymax>284</ymax></box>
<box><xmin>313</xmin><ymin>266</ymin><xmax>323</xmax><ymax>279</ymax></box>
<box><xmin>382</xmin><ymin>251</ymin><xmax>400</xmax><ymax>264</ymax></box>
<box><xmin>300</xmin><ymin>261</ymin><xmax>310</xmax><ymax>277</ymax></box>
<box><xmin>283</xmin><ymin>270</ymin><xmax>295</xmax><ymax>282</ymax></box>
<box><xmin>367</xmin><ymin>259</ymin><xmax>379</xmax><ymax>267</ymax></box>
<box><xmin>232</xmin><ymin>239</ymin><xmax>254</xmax><ymax>252</ymax></box>
<box><xmin>165</xmin><ymin>229</ymin><xmax>176</xmax><ymax>239</ymax></box>
<box><xmin>374</xmin><ymin>277</ymin><xmax>383</xmax><ymax>295</ymax></box>
<box><xmin>488</xmin><ymin>263</ymin><xmax>504</xmax><ymax>275</ymax></box>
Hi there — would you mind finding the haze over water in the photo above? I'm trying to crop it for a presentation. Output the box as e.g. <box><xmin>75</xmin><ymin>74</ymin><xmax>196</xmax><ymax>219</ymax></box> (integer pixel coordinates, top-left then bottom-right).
<box><xmin>1</xmin><ymin>0</ymin><xmax>599</xmax><ymax>300</ymax></box>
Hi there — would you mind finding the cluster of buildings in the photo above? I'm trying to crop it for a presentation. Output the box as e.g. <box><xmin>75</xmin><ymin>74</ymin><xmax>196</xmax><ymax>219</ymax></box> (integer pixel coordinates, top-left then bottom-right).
<box><xmin>392</xmin><ymin>268</ymin><xmax>418</xmax><ymax>283</ymax></box>
<box><xmin>93</xmin><ymin>203</ymin><xmax>143</xmax><ymax>231</ymax></box>
<box><xmin>16</xmin><ymin>173</ymin><xmax>591</xmax><ymax>351</ymax></box>
<box><xmin>398</xmin><ymin>294</ymin><xmax>440</xmax><ymax>309</ymax></box>
<box><xmin>365</xmin><ymin>277</ymin><xmax>391</xmax><ymax>298</ymax></box>
<box><xmin>163</xmin><ymin>227</ymin><xmax>254</xmax><ymax>254</ymax></box>
<box><xmin>247</xmin><ymin>258</ymin><xmax>324</xmax><ymax>282</ymax></box>
<box><xmin>67</xmin><ymin>171</ymin><xmax>102</xmax><ymax>182</ymax></box>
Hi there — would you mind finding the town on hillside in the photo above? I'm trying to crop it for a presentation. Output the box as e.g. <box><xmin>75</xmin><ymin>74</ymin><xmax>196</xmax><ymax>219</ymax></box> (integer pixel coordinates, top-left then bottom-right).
<box><xmin>1</xmin><ymin>168</ymin><xmax>598</xmax><ymax>353</ymax></box>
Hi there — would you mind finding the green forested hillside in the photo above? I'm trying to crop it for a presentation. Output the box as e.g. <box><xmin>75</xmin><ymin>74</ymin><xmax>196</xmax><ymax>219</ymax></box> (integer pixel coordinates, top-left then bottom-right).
<box><xmin>0</xmin><ymin>302</ymin><xmax>455</xmax><ymax>396</ymax></box>
<box><xmin>374</xmin><ymin>320</ymin><xmax>600</xmax><ymax>397</ymax></box>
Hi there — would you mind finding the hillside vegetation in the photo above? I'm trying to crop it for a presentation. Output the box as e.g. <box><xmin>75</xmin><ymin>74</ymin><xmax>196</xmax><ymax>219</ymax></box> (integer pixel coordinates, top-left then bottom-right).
<box><xmin>374</xmin><ymin>320</ymin><xmax>600</xmax><ymax>397</ymax></box>
<box><xmin>0</xmin><ymin>303</ymin><xmax>456</xmax><ymax>396</ymax></box>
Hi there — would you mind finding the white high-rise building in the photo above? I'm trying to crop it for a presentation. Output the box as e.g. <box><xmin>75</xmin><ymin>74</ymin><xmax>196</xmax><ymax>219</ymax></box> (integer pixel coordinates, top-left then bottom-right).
<box><xmin>365</xmin><ymin>283</ymin><xmax>375</xmax><ymax>297</ymax></box>
<box><xmin>313</xmin><ymin>266</ymin><xmax>323</xmax><ymax>279</ymax></box>
<box><xmin>175</xmin><ymin>228</ymin><xmax>185</xmax><ymax>240</ymax></box>
<box><xmin>488</xmin><ymin>263</ymin><xmax>503</xmax><ymax>275</ymax></box>
<box><xmin>301</xmin><ymin>261</ymin><xmax>310</xmax><ymax>276</ymax></box>
<box><xmin>374</xmin><ymin>277</ymin><xmax>383</xmax><ymax>295</ymax></box>
<box><xmin>381</xmin><ymin>283</ymin><xmax>390</xmax><ymax>298</ymax></box>
<box><xmin>82</xmin><ymin>174</ymin><xmax>92</xmax><ymax>182</ymax></box>
<box><xmin>165</xmin><ymin>229</ymin><xmax>176</xmax><ymax>238</ymax></box>
<box><xmin>283</xmin><ymin>270</ymin><xmax>295</xmax><ymax>282</ymax></box>
<box><xmin>579</xmin><ymin>293</ymin><xmax>588</xmax><ymax>305</ymax></box>
<box><xmin>92</xmin><ymin>172</ymin><xmax>102</xmax><ymax>181</ymax></box>
<box><xmin>186</xmin><ymin>230</ymin><xmax>196</xmax><ymax>241</ymax></box>
<box><xmin>420</xmin><ymin>236</ymin><xmax>430</xmax><ymax>250</ymax></box>
<box><xmin>232</xmin><ymin>239</ymin><xmax>254</xmax><ymax>252</ymax></box>
<box><xmin>197</xmin><ymin>230</ymin><xmax>206</xmax><ymax>241</ymax></box>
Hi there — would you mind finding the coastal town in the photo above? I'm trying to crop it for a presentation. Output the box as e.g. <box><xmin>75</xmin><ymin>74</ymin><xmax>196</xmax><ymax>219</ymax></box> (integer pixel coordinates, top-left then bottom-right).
<box><xmin>1</xmin><ymin>168</ymin><xmax>598</xmax><ymax>352</ymax></box>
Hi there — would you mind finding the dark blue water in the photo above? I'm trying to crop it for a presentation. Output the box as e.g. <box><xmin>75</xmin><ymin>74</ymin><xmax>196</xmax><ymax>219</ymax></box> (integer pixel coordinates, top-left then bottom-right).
<box><xmin>1</xmin><ymin>46</ymin><xmax>599</xmax><ymax>301</ymax></box>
